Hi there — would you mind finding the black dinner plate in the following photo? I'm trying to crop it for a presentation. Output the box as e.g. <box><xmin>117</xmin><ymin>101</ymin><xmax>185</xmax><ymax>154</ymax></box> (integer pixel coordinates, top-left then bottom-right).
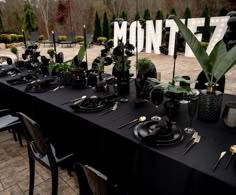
<box><xmin>134</xmin><ymin>120</ymin><xmax>185</xmax><ymax>146</ymax></box>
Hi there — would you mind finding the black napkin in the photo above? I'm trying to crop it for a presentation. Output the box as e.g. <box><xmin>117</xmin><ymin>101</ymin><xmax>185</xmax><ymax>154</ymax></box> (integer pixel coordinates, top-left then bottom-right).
<box><xmin>0</xmin><ymin>66</ymin><xmax>20</xmax><ymax>77</ymax></box>
<box><xmin>6</xmin><ymin>73</ymin><xmax>38</xmax><ymax>85</ymax></box>
<box><xmin>24</xmin><ymin>77</ymin><xmax>58</xmax><ymax>93</ymax></box>
<box><xmin>70</xmin><ymin>94</ymin><xmax>117</xmax><ymax>113</ymax></box>
<box><xmin>134</xmin><ymin>116</ymin><xmax>184</xmax><ymax>146</ymax></box>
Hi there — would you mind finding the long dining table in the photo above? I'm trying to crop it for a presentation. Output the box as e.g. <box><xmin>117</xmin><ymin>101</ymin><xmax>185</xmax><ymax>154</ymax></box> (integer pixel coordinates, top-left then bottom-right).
<box><xmin>0</xmin><ymin>75</ymin><xmax>236</xmax><ymax>195</ymax></box>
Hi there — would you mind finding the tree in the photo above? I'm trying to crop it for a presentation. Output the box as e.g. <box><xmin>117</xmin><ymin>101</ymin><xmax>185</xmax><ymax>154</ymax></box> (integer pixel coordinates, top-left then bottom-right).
<box><xmin>93</xmin><ymin>11</ymin><xmax>101</xmax><ymax>42</ymax></box>
<box><xmin>134</xmin><ymin>12</ymin><xmax>140</xmax><ymax>20</ymax></box>
<box><xmin>13</xmin><ymin>10</ymin><xmax>23</xmax><ymax>33</ymax></box>
<box><xmin>55</xmin><ymin>0</ymin><xmax>69</xmax><ymax>26</ymax></box>
<box><xmin>30</xmin><ymin>0</ymin><xmax>50</xmax><ymax>38</ymax></box>
<box><xmin>218</xmin><ymin>7</ymin><xmax>228</xmax><ymax>16</ymax></box>
<box><xmin>155</xmin><ymin>10</ymin><xmax>163</xmax><ymax>20</ymax></box>
<box><xmin>183</xmin><ymin>7</ymin><xmax>191</xmax><ymax>25</ymax></box>
<box><xmin>102</xmin><ymin>12</ymin><xmax>109</xmax><ymax>39</ymax></box>
<box><xmin>0</xmin><ymin>9</ymin><xmax>3</xmax><ymax>32</ymax></box>
<box><xmin>120</xmin><ymin>10</ymin><xmax>127</xmax><ymax>21</ymax></box>
<box><xmin>143</xmin><ymin>8</ymin><xmax>151</xmax><ymax>20</ymax></box>
<box><xmin>23</xmin><ymin>0</ymin><xmax>37</xmax><ymax>33</ymax></box>
<box><xmin>170</xmin><ymin>8</ymin><xmax>177</xmax><ymax>16</ymax></box>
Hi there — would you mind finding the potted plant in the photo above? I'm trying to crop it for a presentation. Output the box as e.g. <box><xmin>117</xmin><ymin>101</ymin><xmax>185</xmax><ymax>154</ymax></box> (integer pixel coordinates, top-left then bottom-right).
<box><xmin>169</xmin><ymin>15</ymin><xmax>236</xmax><ymax>121</ymax></box>
<box><xmin>10</xmin><ymin>46</ymin><xmax>19</xmax><ymax>62</ymax></box>
<box><xmin>135</xmin><ymin>58</ymin><xmax>157</xmax><ymax>99</ymax></box>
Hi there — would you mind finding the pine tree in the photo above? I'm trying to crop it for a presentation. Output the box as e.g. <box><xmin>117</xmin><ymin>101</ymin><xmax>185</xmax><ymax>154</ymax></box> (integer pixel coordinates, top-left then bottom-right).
<box><xmin>201</xmin><ymin>5</ymin><xmax>211</xmax><ymax>42</ymax></box>
<box><xmin>23</xmin><ymin>0</ymin><xmax>38</xmax><ymax>33</ymax></box>
<box><xmin>155</xmin><ymin>10</ymin><xmax>163</xmax><ymax>20</ymax></box>
<box><xmin>183</xmin><ymin>7</ymin><xmax>191</xmax><ymax>25</ymax></box>
<box><xmin>143</xmin><ymin>9</ymin><xmax>151</xmax><ymax>20</ymax></box>
<box><xmin>103</xmin><ymin>12</ymin><xmax>109</xmax><ymax>39</ymax></box>
<box><xmin>120</xmin><ymin>11</ymin><xmax>127</xmax><ymax>21</ymax></box>
<box><xmin>135</xmin><ymin>12</ymin><xmax>140</xmax><ymax>20</ymax></box>
<box><xmin>93</xmin><ymin>11</ymin><xmax>101</xmax><ymax>42</ymax></box>
<box><xmin>218</xmin><ymin>8</ymin><xmax>228</xmax><ymax>16</ymax></box>
<box><xmin>0</xmin><ymin>9</ymin><xmax>3</xmax><ymax>33</ymax></box>
<box><xmin>170</xmin><ymin>8</ymin><xmax>177</xmax><ymax>16</ymax></box>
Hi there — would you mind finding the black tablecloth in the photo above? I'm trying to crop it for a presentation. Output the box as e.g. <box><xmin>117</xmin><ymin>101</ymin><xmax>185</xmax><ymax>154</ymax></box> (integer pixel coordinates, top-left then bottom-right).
<box><xmin>0</xmin><ymin>76</ymin><xmax>236</xmax><ymax>195</ymax></box>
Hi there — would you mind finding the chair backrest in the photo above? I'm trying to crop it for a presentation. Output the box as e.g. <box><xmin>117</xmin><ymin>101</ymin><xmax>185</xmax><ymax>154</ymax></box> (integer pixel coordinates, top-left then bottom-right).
<box><xmin>66</xmin><ymin>32</ymin><xmax>75</xmax><ymax>42</ymax></box>
<box><xmin>30</xmin><ymin>31</ymin><xmax>39</xmax><ymax>42</ymax></box>
<box><xmin>17</xmin><ymin>112</ymin><xmax>49</xmax><ymax>155</ymax></box>
<box><xmin>75</xmin><ymin>163</ymin><xmax>119</xmax><ymax>195</ymax></box>
<box><xmin>48</xmin><ymin>33</ymin><xmax>58</xmax><ymax>42</ymax></box>
<box><xmin>195</xmin><ymin>71</ymin><xmax>225</xmax><ymax>93</ymax></box>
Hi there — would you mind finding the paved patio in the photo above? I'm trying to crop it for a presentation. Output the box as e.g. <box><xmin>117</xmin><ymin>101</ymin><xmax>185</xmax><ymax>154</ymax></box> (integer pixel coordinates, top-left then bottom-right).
<box><xmin>0</xmin><ymin>131</ymin><xmax>78</xmax><ymax>195</ymax></box>
<box><xmin>0</xmin><ymin>44</ymin><xmax>236</xmax><ymax>94</ymax></box>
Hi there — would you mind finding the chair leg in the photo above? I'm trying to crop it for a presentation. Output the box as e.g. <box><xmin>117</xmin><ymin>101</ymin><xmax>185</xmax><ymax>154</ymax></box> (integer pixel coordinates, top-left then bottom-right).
<box><xmin>51</xmin><ymin>167</ymin><xmax>58</xmax><ymax>195</ymax></box>
<box><xmin>12</xmin><ymin>129</ymin><xmax>18</xmax><ymax>142</ymax></box>
<box><xmin>29</xmin><ymin>156</ymin><xmax>35</xmax><ymax>195</ymax></box>
<box><xmin>16</xmin><ymin>128</ymin><xmax>23</xmax><ymax>146</ymax></box>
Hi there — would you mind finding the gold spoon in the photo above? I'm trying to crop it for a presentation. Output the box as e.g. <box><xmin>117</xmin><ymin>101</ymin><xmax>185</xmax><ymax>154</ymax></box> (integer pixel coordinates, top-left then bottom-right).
<box><xmin>213</xmin><ymin>151</ymin><xmax>226</xmax><ymax>171</ymax></box>
<box><xmin>118</xmin><ymin>116</ymin><xmax>146</xmax><ymax>129</ymax></box>
<box><xmin>225</xmin><ymin>145</ymin><xmax>236</xmax><ymax>169</ymax></box>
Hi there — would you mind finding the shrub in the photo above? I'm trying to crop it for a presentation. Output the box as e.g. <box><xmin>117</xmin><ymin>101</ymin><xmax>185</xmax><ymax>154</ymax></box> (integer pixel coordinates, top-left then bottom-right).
<box><xmin>0</xmin><ymin>34</ymin><xmax>12</xmax><ymax>43</ymax></box>
<box><xmin>75</xmin><ymin>35</ymin><xmax>84</xmax><ymax>42</ymax></box>
<box><xmin>17</xmin><ymin>35</ymin><xmax>24</xmax><ymax>42</ymax></box>
<box><xmin>10</xmin><ymin>34</ymin><xmax>18</xmax><ymax>42</ymax></box>
<box><xmin>39</xmin><ymin>35</ymin><xmax>44</xmax><ymax>41</ymax></box>
<box><xmin>97</xmin><ymin>36</ymin><xmax>107</xmax><ymax>45</ymax></box>
<box><xmin>58</xmin><ymin>35</ymin><xmax>67</xmax><ymax>42</ymax></box>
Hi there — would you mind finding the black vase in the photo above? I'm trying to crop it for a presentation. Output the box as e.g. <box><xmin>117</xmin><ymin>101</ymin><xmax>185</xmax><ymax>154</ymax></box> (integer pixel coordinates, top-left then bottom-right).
<box><xmin>197</xmin><ymin>89</ymin><xmax>223</xmax><ymax>121</ymax></box>
<box><xmin>117</xmin><ymin>71</ymin><xmax>130</xmax><ymax>95</ymax></box>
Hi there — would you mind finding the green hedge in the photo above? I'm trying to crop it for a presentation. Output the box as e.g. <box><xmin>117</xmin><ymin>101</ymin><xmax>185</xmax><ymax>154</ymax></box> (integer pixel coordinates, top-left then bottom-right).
<box><xmin>0</xmin><ymin>34</ymin><xmax>11</xmax><ymax>43</ymax></box>
<box><xmin>17</xmin><ymin>35</ymin><xmax>24</xmax><ymax>42</ymax></box>
<box><xmin>75</xmin><ymin>35</ymin><xmax>84</xmax><ymax>42</ymax></box>
<box><xmin>58</xmin><ymin>35</ymin><xmax>67</xmax><ymax>42</ymax></box>
<box><xmin>10</xmin><ymin>34</ymin><xmax>18</xmax><ymax>42</ymax></box>
<box><xmin>39</xmin><ymin>35</ymin><xmax>44</xmax><ymax>41</ymax></box>
<box><xmin>97</xmin><ymin>36</ymin><xmax>107</xmax><ymax>44</ymax></box>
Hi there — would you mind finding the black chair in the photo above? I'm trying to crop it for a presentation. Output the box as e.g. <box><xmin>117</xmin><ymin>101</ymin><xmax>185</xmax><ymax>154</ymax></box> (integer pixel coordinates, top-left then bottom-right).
<box><xmin>29</xmin><ymin>31</ymin><xmax>39</xmax><ymax>43</ymax></box>
<box><xmin>60</xmin><ymin>32</ymin><xmax>76</xmax><ymax>47</ymax></box>
<box><xmin>195</xmin><ymin>71</ymin><xmax>225</xmax><ymax>93</ymax></box>
<box><xmin>0</xmin><ymin>108</ymin><xmax>23</xmax><ymax>146</ymax></box>
<box><xmin>75</xmin><ymin>163</ymin><xmax>124</xmax><ymax>195</ymax></box>
<box><xmin>17</xmin><ymin>112</ymin><xmax>73</xmax><ymax>195</ymax></box>
<box><xmin>42</xmin><ymin>33</ymin><xmax>58</xmax><ymax>47</ymax></box>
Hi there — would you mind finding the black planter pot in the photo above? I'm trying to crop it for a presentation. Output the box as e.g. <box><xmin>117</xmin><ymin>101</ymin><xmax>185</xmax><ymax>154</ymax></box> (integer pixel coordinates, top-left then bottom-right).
<box><xmin>197</xmin><ymin>89</ymin><xmax>223</xmax><ymax>121</ymax></box>
<box><xmin>115</xmin><ymin>71</ymin><xmax>130</xmax><ymax>95</ymax></box>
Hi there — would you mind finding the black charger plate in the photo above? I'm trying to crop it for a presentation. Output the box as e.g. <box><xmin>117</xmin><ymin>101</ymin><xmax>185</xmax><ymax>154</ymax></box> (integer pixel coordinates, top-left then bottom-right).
<box><xmin>134</xmin><ymin>120</ymin><xmax>185</xmax><ymax>146</ymax></box>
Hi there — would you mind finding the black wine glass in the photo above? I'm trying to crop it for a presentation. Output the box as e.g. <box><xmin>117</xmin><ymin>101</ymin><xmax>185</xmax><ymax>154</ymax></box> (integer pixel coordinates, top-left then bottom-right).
<box><xmin>184</xmin><ymin>97</ymin><xmax>198</xmax><ymax>134</ymax></box>
<box><xmin>150</xmin><ymin>88</ymin><xmax>164</xmax><ymax>121</ymax></box>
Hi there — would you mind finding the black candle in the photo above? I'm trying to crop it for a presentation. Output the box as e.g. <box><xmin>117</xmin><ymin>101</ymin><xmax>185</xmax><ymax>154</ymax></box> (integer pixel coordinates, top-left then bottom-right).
<box><xmin>83</xmin><ymin>25</ymin><xmax>88</xmax><ymax>64</ymax></box>
<box><xmin>52</xmin><ymin>31</ymin><xmax>57</xmax><ymax>54</ymax></box>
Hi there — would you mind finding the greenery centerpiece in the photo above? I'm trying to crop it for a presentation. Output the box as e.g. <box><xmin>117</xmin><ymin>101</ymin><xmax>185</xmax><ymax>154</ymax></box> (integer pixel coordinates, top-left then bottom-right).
<box><xmin>112</xmin><ymin>40</ymin><xmax>135</xmax><ymax>95</ymax></box>
<box><xmin>135</xmin><ymin>58</ymin><xmax>157</xmax><ymax>99</ymax></box>
<box><xmin>169</xmin><ymin>15</ymin><xmax>236</xmax><ymax>121</ymax></box>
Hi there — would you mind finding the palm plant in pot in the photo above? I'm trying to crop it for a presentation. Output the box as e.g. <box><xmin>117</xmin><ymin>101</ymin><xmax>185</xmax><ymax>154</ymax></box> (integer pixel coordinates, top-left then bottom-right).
<box><xmin>169</xmin><ymin>15</ymin><xmax>236</xmax><ymax>121</ymax></box>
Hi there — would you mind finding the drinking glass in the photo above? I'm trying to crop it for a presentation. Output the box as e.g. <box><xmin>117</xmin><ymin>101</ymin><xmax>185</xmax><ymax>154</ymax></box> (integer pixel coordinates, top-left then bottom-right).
<box><xmin>150</xmin><ymin>88</ymin><xmax>164</xmax><ymax>121</ymax></box>
<box><xmin>184</xmin><ymin>97</ymin><xmax>198</xmax><ymax>134</ymax></box>
<box><xmin>179</xmin><ymin>76</ymin><xmax>191</xmax><ymax>104</ymax></box>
